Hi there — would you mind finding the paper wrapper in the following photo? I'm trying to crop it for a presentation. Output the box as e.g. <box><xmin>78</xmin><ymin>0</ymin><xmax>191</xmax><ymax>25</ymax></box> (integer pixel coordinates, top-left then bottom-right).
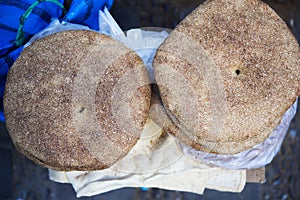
<box><xmin>49</xmin><ymin>119</ymin><xmax>246</xmax><ymax>197</ymax></box>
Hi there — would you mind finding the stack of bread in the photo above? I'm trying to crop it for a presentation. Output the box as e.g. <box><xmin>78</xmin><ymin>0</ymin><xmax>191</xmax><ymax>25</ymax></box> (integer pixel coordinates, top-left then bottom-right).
<box><xmin>4</xmin><ymin>0</ymin><xmax>300</xmax><ymax>171</ymax></box>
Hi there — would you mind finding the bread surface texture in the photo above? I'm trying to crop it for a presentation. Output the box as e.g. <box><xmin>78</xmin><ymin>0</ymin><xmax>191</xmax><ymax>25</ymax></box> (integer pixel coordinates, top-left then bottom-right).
<box><xmin>4</xmin><ymin>30</ymin><xmax>151</xmax><ymax>171</ymax></box>
<box><xmin>153</xmin><ymin>0</ymin><xmax>300</xmax><ymax>154</ymax></box>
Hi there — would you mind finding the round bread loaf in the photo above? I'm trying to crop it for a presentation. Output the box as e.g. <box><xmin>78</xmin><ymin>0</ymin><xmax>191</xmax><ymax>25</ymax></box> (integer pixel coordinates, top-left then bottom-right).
<box><xmin>153</xmin><ymin>0</ymin><xmax>300</xmax><ymax>154</ymax></box>
<box><xmin>4</xmin><ymin>30</ymin><xmax>151</xmax><ymax>171</ymax></box>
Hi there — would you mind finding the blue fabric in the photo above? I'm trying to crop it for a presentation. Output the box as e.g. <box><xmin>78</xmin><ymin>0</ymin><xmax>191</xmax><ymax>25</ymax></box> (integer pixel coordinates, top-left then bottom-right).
<box><xmin>0</xmin><ymin>0</ymin><xmax>113</xmax><ymax>121</ymax></box>
<box><xmin>64</xmin><ymin>0</ymin><xmax>113</xmax><ymax>30</ymax></box>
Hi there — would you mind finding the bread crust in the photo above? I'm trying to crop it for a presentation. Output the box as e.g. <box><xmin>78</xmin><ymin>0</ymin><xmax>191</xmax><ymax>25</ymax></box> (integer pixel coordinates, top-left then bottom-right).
<box><xmin>4</xmin><ymin>30</ymin><xmax>151</xmax><ymax>171</ymax></box>
<box><xmin>153</xmin><ymin>0</ymin><xmax>300</xmax><ymax>154</ymax></box>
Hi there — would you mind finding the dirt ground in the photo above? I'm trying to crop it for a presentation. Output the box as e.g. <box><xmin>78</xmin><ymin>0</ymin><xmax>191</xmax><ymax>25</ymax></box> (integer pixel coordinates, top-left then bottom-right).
<box><xmin>0</xmin><ymin>0</ymin><xmax>299</xmax><ymax>199</ymax></box>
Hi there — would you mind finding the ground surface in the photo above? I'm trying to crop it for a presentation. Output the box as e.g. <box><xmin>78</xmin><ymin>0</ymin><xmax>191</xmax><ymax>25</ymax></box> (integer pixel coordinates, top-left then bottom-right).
<box><xmin>0</xmin><ymin>0</ymin><xmax>300</xmax><ymax>199</ymax></box>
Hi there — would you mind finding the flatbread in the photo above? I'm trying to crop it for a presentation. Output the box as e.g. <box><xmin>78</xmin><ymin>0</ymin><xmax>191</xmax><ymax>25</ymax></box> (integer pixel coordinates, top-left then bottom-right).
<box><xmin>153</xmin><ymin>0</ymin><xmax>300</xmax><ymax>154</ymax></box>
<box><xmin>4</xmin><ymin>30</ymin><xmax>151</xmax><ymax>170</ymax></box>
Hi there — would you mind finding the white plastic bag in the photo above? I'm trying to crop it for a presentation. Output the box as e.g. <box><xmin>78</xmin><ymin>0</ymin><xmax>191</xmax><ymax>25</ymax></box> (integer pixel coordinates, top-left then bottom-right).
<box><xmin>180</xmin><ymin>100</ymin><xmax>298</xmax><ymax>169</ymax></box>
<box><xmin>24</xmin><ymin>19</ymin><xmax>91</xmax><ymax>48</ymax></box>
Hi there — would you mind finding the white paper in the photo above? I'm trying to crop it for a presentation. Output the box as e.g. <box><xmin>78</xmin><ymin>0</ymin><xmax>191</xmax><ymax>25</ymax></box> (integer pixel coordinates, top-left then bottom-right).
<box><xmin>49</xmin><ymin>119</ymin><xmax>246</xmax><ymax>197</ymax></box>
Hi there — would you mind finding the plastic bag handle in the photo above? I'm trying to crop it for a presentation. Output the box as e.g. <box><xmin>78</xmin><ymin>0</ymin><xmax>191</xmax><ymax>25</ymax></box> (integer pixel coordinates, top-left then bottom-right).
<box><xmin>15</xmin><ymin>0</ymin><xmax>66</xmax><ymax>47</ymax></box>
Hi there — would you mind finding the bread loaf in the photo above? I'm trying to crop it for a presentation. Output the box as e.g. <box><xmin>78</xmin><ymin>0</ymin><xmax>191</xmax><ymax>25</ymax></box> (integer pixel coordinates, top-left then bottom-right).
<box><xmin>4</xmin><ymin>30</ymin><xmax>151</xmax><ymax>170</ymax></box>
<box><xmin>153</xmin><ymin>0</ymin><xmax>300</xmax><ymax>154</ymax></box>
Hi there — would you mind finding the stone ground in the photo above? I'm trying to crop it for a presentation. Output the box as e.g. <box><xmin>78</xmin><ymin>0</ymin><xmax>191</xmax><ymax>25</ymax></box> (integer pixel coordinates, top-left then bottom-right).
<box><xmin>0</xmin><ymin>0</ymin><xmax>300</xmax><ymax>199</ymax></box>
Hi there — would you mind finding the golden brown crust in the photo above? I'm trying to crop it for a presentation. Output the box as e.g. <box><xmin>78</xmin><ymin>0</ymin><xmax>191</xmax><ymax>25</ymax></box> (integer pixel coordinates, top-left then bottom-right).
<box><xmin>4</xmin><ymin>30</ymin><xmax>151</xmax><ymax>171</ymax></box>
<box><xmin>153</xmin><ymin>0</ymin><xmax>300</xmax><ymax>154</ymax></box>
